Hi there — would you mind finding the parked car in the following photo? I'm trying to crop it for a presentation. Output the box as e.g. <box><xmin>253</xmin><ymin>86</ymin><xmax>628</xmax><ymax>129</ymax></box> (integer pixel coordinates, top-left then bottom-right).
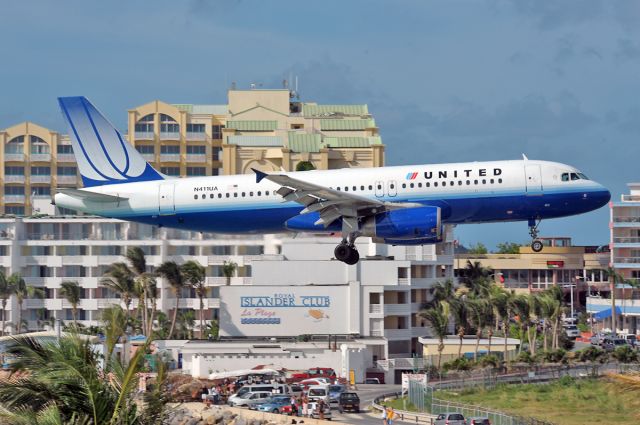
<box><xmin>328</xmin><ymin>384</ymin><xmax>346</xmax><ymax>403</ymax></box>
<box><xmin>469</xmin><ymin>417</ymin><xmax>491</xmax><ymax>425</ymax></box>
<box><xmin>307</xmin><ymin>401</ymin><xmax>332</xmax><ymax>420</ymax></box>
<box><xmin>229</xmin><ymin>391</ymin><xmax>273</xmax><ymax>408</ymax></box>
<box><xmin>435</xmin><ymin>412</ymin><xmax>466</xmax><ymax>425</ymax></box>
<box><xmin>256</xmin><ymin>395</ymin><xmax>292</xmax><ymax>414</ymax></box>
<box><xmin>364</xmin><ymin>377</ymin><xmax>381</xmax><ymax>384</ymax></box>
<box><xmin>621</xmin><ymin>334</ymin><xmax>637</xmax><ymax>347</ymax></box>
<box><xmin>289</xmin><ymin>384</ymin><xmax>303</xmax><ymax>397</ymax></box>
<box><xmin>563</xmin><ymin>325</ymin><xmax>580</xmax><ymax>339</ymax></box>
<box><xmin>338</xmin><ymin>392</ymin><xmax>360</xmax><ymax>413</ymax></box>
<box><xmin>289</xmin><ymin>367</ymin><xmax>336</xmax><ymax>382</ymax></box>
<box><xmin>306</xmin><ymin>385</ymin><xmax>330</xmax><ymax>404</ymax></box>
<box><xmin>230</xmin><ymin>383</ymin><xmax>288</xmax><ymax>401</ymax></box>
<box><xmin>602</xmin><ymin>338</ymin><xmax>628</xmax><ymax>352</ymax></box>
<box><xmin>299</xmin><ymin>379</ymin><xmax>327</xmax><ymax>390</ymax></box>
<box><xmin>590</xmin><ymin>333</ymin><xmax>608</xmax><ymax>346</ymax></box>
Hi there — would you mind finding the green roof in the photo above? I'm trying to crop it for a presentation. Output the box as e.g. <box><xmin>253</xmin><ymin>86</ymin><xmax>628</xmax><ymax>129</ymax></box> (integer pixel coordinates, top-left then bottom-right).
<box><xmin>319</xmin><ymin>119</ymin><xmax>376</xmax><ymax>131</ymax></box>
<box><xmin>227</xmin><ymin>120</ymin><xmax>277</xmax><ymax>131</ymax></box>
<box><xmin>287</xmin><ymin>132</ymin><xmax>323</xmax><ymax>152</ymax></box>
<box><xmin>227</xmin><ymin>136</ymin><xmax>283</xmax><ymax>146</ymax></box>
<box><xmin>303</xmin><ymin>104</ymin><xmax>368</xmax><ymax>117</ymax></box>
<box><xmin>323</xmin><ymin>136</ymin><xmax>382</xmax><ymax>148</ymax></box>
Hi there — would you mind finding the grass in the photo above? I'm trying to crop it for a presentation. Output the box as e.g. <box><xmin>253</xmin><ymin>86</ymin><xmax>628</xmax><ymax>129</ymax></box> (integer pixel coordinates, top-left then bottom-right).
<box><xmin>438</xmin><ymin>378</ymin><xmax>640</xmax><ymax>425</ymax></box>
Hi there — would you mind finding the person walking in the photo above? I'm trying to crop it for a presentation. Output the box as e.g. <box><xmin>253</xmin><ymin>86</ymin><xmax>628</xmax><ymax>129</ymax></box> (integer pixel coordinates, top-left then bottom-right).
<box><xmin>386</xmin><ymin>407</ymin><xmax>396</xmax><ymax>425</ymax></box>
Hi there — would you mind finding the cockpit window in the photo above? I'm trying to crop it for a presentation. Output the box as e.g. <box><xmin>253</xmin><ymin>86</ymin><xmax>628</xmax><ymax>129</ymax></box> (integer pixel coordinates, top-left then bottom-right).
<box><xmin>561</xmin><ymin>173</ymin><xmax>570</xmax><ymax>182</ymax></box>
<box><xmin>577</xmin><ymin>173</ymin><xmax>588</xmax><ymax>180</ymax></box>
<box><xmin>571</xmin><ymin>173</ymin><xmax>579</xmax><ymax>181</ymax></box>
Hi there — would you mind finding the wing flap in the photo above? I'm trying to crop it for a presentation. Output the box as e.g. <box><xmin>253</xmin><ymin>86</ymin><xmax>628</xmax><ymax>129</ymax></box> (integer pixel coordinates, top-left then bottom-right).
<box><xmin>56</xmin><ymin>188</ymin><xmax>128</xmax><ymax>203</ymax></box>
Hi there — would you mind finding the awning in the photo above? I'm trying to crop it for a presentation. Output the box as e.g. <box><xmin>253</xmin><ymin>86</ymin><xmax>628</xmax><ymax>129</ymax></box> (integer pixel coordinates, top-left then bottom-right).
<box><xmin>593</xmin><ymin>307</ymin><xmax>622</xmax><ymax>320</ymax></box>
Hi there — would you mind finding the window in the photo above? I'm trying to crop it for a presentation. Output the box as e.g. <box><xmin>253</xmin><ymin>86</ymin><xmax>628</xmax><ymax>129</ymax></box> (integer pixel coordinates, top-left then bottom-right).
<box><xmin>57</xmin><ymin>166</ymin><xmax>77</xmax><ymax>176</ymax></box>
<box><xmin>186</xmin><ymin>123</ymin><xmax>205</xmax><ymax>133</ymax></box>
<box><xmin>561</xmin><ymin>173</ymin><xmax>569</xmax><ymax>182</ymax></box>
<box><xmin>390</xmin><ymin>183</ymin><xmax>395</xmax><ymax>189</ymax></box>
<box><xmin>186</xmin><ymin>145</ymin><xmax>206</xmax><ymax>154</ymax></box>
<box><xmin>30</xmin><ymin>136</ymin><xmax>50</xmax><ymax>154</ymax></box>
<box><xmin>160</xmin><ymin>114</ymin><xmax>179</xmax><ymax>133</ymax></box>
<box><xmin>352</xmin><ymin>186</ymin><xmax>356</xmax><ymax>191</ymax></box>
<box><xmin>217</xmin><ymin>193</ymin><xmax>222</xmax><ymax>198</ymax></box>
<box><xmin>498</xmin><ymin>178</ymin><xmax>503</xmax><ymax>183</ymax></box>
<box><xmin>160</xmin><ymin>167</ymin><xmax>180</xmax><ymax>176</ymax></box>
<box><xmin>211</xmin><ymin>146</ymin><xmax>221</xmax><ymax>161</ymax></box>
<box><xmin>161</xmin><ymin>145</ymin><xmax>180</xmax><ymax>154</ymax></box>
<box><xmin>5</xmin><ymin>136</ymin><xmax>24</xmax><ymax>154</ymax></box>
<box><xmin>31</xmin><ymin>166</ymin><xmax>50</xmax><ymax>176</ymax></box>
<box><xmin>5</xmin><ymin>186</ymin><xmax>24</xmax><ymax>195</ymax></box>
<box><xmin>458</xmin><ymin>181</ymin><xmax>462</xmax><ymax>185</ymax></box>
<box><xmin>57</xmin><ymin>144</ymin><xmax>73</xmax><ymax>154</ymax></box>
<box><xmin>474</xmin><ymin>179</ymin><xmax>478</xmax><ymax>184</ymax></box>
<box><xmin>5</xmin><ymin>206</ymin><xmax>24</xmax><ymax>215</ymax></box>
<box><xmin>442</xmin><ymin>181</ymin><xmax>446</xmax><ymax>186</ymax></box>
<box><xmin>490</xmin><ymin>179</ymin><xmax>494</xmax><ymax>184</ymax></box>
<box><xmin>360</xmin><ymin>185</ymin><xmax>365</xmax><ymax>190</ymax></box>
<box><xmin>466</xmin><ymin>180</ymin><xmax>470</xmax><ymax>185</ymax></box>
<box><xmin>201</xmin><ymin>194</ymin><xmax>206</xmax><ymax>199</ymax></box>
<box><xmin>135</xmin><ymin>115</ymin><xmax>154</xmax><ymax>133</ymax></box>
<box><xmin>418</xmin><ymin>182</ymin><xmax>422</xmax><ymax>187</ymax></box>
<box><xmin>257</xmin><ymin>191</ymin><xmax>261</xmax><ymax>196</ymax></box>
<box><xmin>482</xmin><ymin>179</ymin><xmax>486</xmax><ymax>184</ymax></box>
<box><xmin>186</xmin><ymin>167</ymin><xmax>206</xmax><ymax>176</ymax></box>
<box><xmin>577</xmin><ymin>173</ymin><xmax>588</xmax><ymax>180</ymax></box>
<box><xmin>135</xmin><ymin>145</ymin><xmax>154</xmax><ymax>154</ymax></box>
<box><xmin>212</xmin><ymin>125</ymin><xmax>225</xmax><ymax>139</ymax></box>
<box><xmin>5</xmin><ymin>166</ymin><xmax>24</xmax><ymax>176</ymax></box>
<box><xmin>570</xmin><ymin>173</ymin><xmax>579</xmax><ymax>181</ymax></box>
<box><xmin>402</xmin><ymin>183</ymin><xmax>407</xmax><ymax>189</ymax></box>
<box><xmin>139</xmin><ymin>114</ymin><xmax>154</xmax><ymax>122</ymax></box>
<box><xmin>410</xmin><ymin>183</ymin><xmax>414</xmax><ymax>188</ymax></box>
<box><xmin>344</xmin><ymin>187</ymin><xmax>349</xmax><ymax>191</ymax></box>
<box><xmin>368</xmin><ymin>185</ymin><xmax>373</xmax><ymax>190</ymax></box>
<box><xmin>434</xmin><ymin>182</ymin><xmax>438</xmax><ymax>187</ymax></box>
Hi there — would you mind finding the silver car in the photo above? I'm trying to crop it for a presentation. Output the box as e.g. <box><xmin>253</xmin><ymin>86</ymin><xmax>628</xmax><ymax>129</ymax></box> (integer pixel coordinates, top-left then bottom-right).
<box><xmin>435</xmin><ymin>412</ymin><xmax>466</xmax><ymax>425</ymax></box>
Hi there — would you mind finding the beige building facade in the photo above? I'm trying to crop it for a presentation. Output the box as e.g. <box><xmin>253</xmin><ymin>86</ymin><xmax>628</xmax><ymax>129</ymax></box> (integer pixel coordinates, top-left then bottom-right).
<box><xmin>1</xmin><ymin>88</ymin><xmax>385</xmax><ymax>216</ymax></box>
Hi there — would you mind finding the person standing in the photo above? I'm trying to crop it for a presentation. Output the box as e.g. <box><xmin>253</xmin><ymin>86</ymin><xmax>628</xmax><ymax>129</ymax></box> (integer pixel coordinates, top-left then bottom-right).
<box><xmin>386</xmin><ymin>407</ymin><xmax>396</xmax><ymax>425</ymax></box>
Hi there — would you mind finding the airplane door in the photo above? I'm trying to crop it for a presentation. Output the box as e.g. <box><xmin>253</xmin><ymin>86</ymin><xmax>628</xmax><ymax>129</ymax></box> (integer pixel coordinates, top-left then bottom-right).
<box><xmin>387</xmin><ymin>180</ymin><xmax>397</xmax><ymax>197</ymax></box>
<box><xmin>158</xmin><ymin>183</ymin><xmax>176</xmax><ymax>215</ymax></box>
<box><xmin>375</xmin><ymin>181</ymin><xmax>384</xmax><ymax>198</ymax></box>
<box><xmin>525</xmin><ymin>164</ymin><xmax>543</xmax><ymax>194</ymax></box>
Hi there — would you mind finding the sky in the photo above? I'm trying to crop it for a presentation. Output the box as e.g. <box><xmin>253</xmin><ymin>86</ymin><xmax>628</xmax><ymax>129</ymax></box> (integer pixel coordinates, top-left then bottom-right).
<box><xmin>1</xmin><ymin>0</ymin><xmax>639</xmax><ymax>249</ymax></box>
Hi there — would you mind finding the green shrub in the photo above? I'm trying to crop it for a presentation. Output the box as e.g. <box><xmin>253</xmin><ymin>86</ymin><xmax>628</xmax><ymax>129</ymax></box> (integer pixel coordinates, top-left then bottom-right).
<box><xmin>479</xmin><ymin>354</ymin><xmax>500</xmax><ymax>368</ymax></box>
<box><xmin>443</xmin><ymin>357</ymin><xmax>473</xmax><ymax>371</ymax></box>
<box><xmin>514</xmin><ymin>351</ymin><xmax>535</xmax><ymax>364</ymax></box>
<box><xmin>558</xmin><ymin>375</ymin><xmax>575</xmax><ymax>386</ymax></box>
<box><xmin>576</xmin><ymin>346</ymin><xmax>608</xmax><ymax>363</ymax></box>
<box><xmin>612</xmin><ymin>345</ymin><xmax>639</xmax><ymax>363</ymax></box>
<box><xmin>539</xmin><ymin>349</ymin><xmax>567</xmax><ymax>364</ymax></box>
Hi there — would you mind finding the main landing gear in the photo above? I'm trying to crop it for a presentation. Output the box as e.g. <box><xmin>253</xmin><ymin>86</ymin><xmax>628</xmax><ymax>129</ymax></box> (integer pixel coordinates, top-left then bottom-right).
<box><xmin>529</xmin><ymin>218</ymin><xmax>543</xmax><ymax>252</ymax></box>
<box><xmin>335</xmin><ymin>217</ymin><xmax>360</xmax><ymax>265</ymax></box>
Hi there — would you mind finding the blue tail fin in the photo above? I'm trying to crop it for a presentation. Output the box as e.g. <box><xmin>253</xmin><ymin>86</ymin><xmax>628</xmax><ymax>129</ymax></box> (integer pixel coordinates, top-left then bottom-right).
<box><xmin>58</xmin><ymin>96</ymin><xmax>164</xmax><ymax>187</ymax></box>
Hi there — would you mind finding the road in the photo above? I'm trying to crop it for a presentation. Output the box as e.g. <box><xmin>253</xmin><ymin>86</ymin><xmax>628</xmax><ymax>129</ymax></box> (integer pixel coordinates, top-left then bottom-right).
<box><xmin>325</xmin><ymin>384</ymin><xmax>401</xmax><ymax>424</ymax></box>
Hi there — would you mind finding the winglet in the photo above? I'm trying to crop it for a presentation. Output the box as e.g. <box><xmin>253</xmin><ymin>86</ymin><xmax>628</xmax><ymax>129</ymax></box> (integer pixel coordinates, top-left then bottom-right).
<box><xmin>251</xmin><ymin>168</ymin><xmax>268</xmax><ymax>183</ymax></box>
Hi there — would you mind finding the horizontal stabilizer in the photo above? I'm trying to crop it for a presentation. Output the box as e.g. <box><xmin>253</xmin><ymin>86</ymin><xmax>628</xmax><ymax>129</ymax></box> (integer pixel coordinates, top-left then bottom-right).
<box><xmin>56</xmin><ymin>188</ymin><xmax>128</xmax><ymax>203</ymax></box>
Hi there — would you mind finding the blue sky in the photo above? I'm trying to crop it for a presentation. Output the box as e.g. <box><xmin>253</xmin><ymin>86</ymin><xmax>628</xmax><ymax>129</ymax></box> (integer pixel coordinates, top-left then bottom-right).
<box><xmin>2</xmin><ymin>0</ymin><xmax>639</xmax><ymax>249</ymax></box>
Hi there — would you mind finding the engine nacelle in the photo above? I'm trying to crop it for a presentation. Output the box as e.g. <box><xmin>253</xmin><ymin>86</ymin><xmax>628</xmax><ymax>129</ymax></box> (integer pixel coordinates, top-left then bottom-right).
<box><xmin>361</xmin><ymin>206</ymin><xmax>442</xmax><ymax>241</ymax></box>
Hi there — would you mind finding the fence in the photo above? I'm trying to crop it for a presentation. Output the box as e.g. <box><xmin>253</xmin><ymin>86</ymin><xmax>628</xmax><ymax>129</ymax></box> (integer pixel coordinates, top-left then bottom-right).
<box><xmin>430</xmin><ymin>397</ymin><xmax>554</xmax><ymax>425</ymax></box>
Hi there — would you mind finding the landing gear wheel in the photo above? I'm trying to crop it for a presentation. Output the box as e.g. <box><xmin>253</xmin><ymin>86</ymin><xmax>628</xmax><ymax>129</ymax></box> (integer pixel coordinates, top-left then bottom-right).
<box><xmin>345</xmin><ymin>247</ymin><xmax>360</xmax><ymax>265</ymax></box>
<box><xmin>334</xmin><ymin>243</ymin><xmax>360</xmax><ymax>264</ymax></box>
<box><xmin>531</xmin><ymin>239</ymin><xmax>543</xmax><ymax>252</ymax></box>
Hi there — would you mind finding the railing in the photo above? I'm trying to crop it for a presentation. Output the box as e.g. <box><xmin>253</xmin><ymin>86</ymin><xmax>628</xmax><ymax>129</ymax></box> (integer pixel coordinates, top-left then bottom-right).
<box><xmin>134</xmin><ymin>131</ymin><xmax>155</xmax><ymax>140</ymax></box>
<box><xmin>30</xmin><ymin>175</ymin><xmax>51</xmax><ymax>184</ymax></box>
<box><xmin>56</xmin><ymin>153</ymin><xmax>76</xmax><ymax>162</ymax></box>
<box><xmin>160</xmin><ymin>153</ymin><xmax>181</xmax><ymax>162</ymax></box>
<box><xmin>186</xmin><ymin>154</ymin><xmax>207</xmax><ymax>163</ymax></box>
<box><xmin>384</xmin><ymin>303</ymin><xmax>412</xmax><ymax>315</ymax></box>
<box><xmin>369</xmin><ymin>304</ymin><xmax>382</xmax><ymax>314</ymax></box>
<box><xmin>613</xmin><ymin>217</ymin><xmax>640</xmax><ymax>223</ymax></box>
<box><xmin>621</xmin><ymin>195</ymin><xmax>640</xmax><ymax>202</ymax></box>
<box><xmin>28</xmin><ymin>233</ymin><xmax>95</xmax><ymax>240</ymax></box>
<box><xmin>30</xmin><ymin>153</ymin><xmax>51</xmax><ymax>162</ymax></box>
<box><xmin>4</xmin><ymin>195</ymin><xmax>25</xmax><ymax>203</ymax></box>
<box><xmin>141</xmin><ymin>153</ymin><xmax>155</xmax><ymax>162</ymax></box>
<box><xmin>613</xmin><ymin>257</ymin><xmax>640</xmax><ymax>264</ymax></box>
<box><xmin>160</xmin><ymin>132</ymin><xmax>180</xmax><ymax>140</ymax></box>
<box><xmin>398</xmin><ymin>277</ymin><xmax>410</xmax><ymax>285</ymax></box>
<box><xmin>56</xmin><ymin>175</ymin><xmax>77</xmax><ymax>184</ymax></box>
<box><xmin>4</xmin><ymin>175</ymin><xmax>25</xmax><ymax>183</ymax></box>
<box><xmin>384</xmin><ymin>328</ymin><xmax>412</xmax><ymax>339</ymax></box>
<box><xmin>186</xmin><ymin>132</ymin><xmax>206</xmax><ymax>141</ymax></box>
<box><xmin>613</xmin><ymin>237</ymin><xmax>640</xmax><ymax>243</ymax></box>
<box><xmin>4</xmin><ymin>153</ymin><xmax>25</xmax><ymax>161</ymax></box>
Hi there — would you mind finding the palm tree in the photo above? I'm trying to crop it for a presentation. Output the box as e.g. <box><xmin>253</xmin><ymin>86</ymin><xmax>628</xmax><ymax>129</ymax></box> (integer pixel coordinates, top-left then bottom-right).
<box><xmin>427</xmin><ymin>279</ymin><xmax>456</xmax><ymax>307</ymax></box>
<box><xmin>512</xmin><ymin>294</ymin><xmax>531</xmax><ymax>355</ymax></box>
<box><xmin>101</xmin><ymin>304</ymin><xmax>128</xmax><ymax>363</ymax></box>
<box><xmin>9</xmin><ymin>273</ymin><xmax>44</xmax><ymax>335</ymax></box>
<box><xmin>157</xmin><ymin>261</ymin><xmax>185</xmax><ymax>339</ymax></box>
<box><xmin>124</xmin><ymin>247</ymin><xmax>155</xmax><ymax>336</ymax></box>
<box><xmin>222</xmin><ymin>261</ymin><xmax>237</xmax><ymax>286</ymax></box>
<box><xmin>467</xmin><ymin>298</ymin><xmax>493</xmax><ymax>361</ymax></box>
<box><xmin>419</xmin><ymin>301</ymin><xmax>450</xmax><ymax>370</ymax></box>
<box><xmin>448</xmin><ymin>297</ymin><xmax>468</xmax><ymax>358</ymax></box>
<box><xmin>181</xmin><ymin>260</ymin><xmax>206</xmax><ymax>339</ymax></box>
<box><xmin>0</xmin><ymin>271</ymin><xmax>11</xmax><ymax>336</ymax></box>
<box><xmin>460</xmin><ymin>260</ymin><xmax>492</xmax><ymax>296</ymax></box>
<box><xmin>607</xmin><ymin>267</ymin><xmax>626</xmax><ymax>335</ymax></box>
<box><xmin>141</xmin><ymin>274</ymin><xmax>158</xmax><ymax>337</ymax></box>
<box><xmin>59</xmin><ymin>280</ymin><xmax>82</xmax><ymax>326</ymax></box>
<box><xmin>100</xmin><ymin>262</ymin><xmax>137</xmax><ymax>321</ymax></box>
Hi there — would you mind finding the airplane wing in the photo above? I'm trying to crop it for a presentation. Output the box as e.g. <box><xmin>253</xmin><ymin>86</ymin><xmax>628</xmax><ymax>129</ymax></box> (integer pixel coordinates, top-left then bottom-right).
<box><xmin>252</xmin><ymin>169</ymin><xmax>420</xmax><ymax>227</ymax></box>
<box><xmin>56</xmin><ymin>188</ymin><xmax>128</xmax><ymax>203</ymax></box>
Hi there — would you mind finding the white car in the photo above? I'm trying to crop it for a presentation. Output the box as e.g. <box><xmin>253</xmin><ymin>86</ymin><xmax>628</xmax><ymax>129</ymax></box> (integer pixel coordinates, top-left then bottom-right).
<box><xmin>228</xmin><ymin>391</ymin><xmax>273</xmax><ymax>408</ymax></box>
<box><xmin>563</xmin><ymin>325</ymin><xmax>580</xmax><ymax>339</ymax></box>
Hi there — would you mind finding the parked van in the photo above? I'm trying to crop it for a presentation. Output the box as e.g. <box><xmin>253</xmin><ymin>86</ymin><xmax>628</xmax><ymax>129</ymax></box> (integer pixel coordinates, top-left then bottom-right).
<box><xmin>231</xmin><ymin>383</ymin><xmax>288</xmax><ymax>401</ymax></box>
<box><xmin>306</xmin><ymin>385</ymin><xmax>330</xmax><ymax>404</ymax></box>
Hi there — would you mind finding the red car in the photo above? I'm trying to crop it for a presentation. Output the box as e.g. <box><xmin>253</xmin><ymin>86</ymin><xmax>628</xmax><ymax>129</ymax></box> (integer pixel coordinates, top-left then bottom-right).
<box><xmin>289</xmin><ymin>367</ymin><xmax>336</xmax><ymax>382</ymax></box>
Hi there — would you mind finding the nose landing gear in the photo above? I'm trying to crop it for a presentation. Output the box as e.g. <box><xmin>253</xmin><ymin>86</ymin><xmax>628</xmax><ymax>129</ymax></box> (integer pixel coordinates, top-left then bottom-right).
<box><xmin>529</xmin><ymin>218</ymin><xmax>543</xmax><ymax>252</ymax></box>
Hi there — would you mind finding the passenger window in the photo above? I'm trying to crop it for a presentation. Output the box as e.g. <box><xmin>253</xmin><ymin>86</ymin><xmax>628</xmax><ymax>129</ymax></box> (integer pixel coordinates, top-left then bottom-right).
<box><xmin>490</xmin><ymin>179</ymin><xmax>494</xmax><ymax>184</ymax></box>
<box><xmin>201</xmin><ymin>194</ymin><xmax>206</xmax><ymax>199</ymax></box>
<box><xmin>377</xmin><ymin>184</ymin><xmax>382</xmax><ymax>190</ymax></box>
<box><xmin>402</xmin><ymin>183</ymin><xmax>407</xmax><ymax>189</ymax></box>
<box><xmin>210</xmin><ymin>193</ymin><xmax>214</xmax><ymax>198</ymax></box>
<box><xmin>418</xmin><ymin>183</ymin><xmax>422</xmax><ymax>188</ymax></box>
<box><xmin>233</xmin><ymin>193</ymin><xmax>238</xmax><ymax>197</ymax></box>
<box><xmin>360</xmin><ymin>185</ymin><xmax>365</xmax><ymax>190</ymax></box>
<box><xmin>344</xmin><ymin>187</ymin><xmax>349</xmax><ymax>192</ymax></box>
<box><xmin>368</xmin><ymin>185</ymin><xmax>373</xmax><ymax>190</ymax></box>
<box><xmin>482</xmin><ymin>179</ymin><xmax>486</xmax><ymax>184</ymax></box>
<box><xmin>257</xmin><ymin>191</ymin><xmax>261</xmax><ymax>196</ymax></box>
<box><xmin>442</xmin><ymin>181</ymin><xmax>446</xmax><ymax>186</ymax></box>
<box><xmin>474</xmin><ymin>180</ymin><xmax>478</xmax><ymax>184</ymax></box>
<box><xmin>218</xmin><ymin>193</ymin><xmax>222</xmax><ymax>198</ymax></box>
<box><xmin>426</xmin><ymin>182</ymin><xmax>430</xmax><ymax>187</ymax></box>
<box><xmin>242</xmin><ymin>192</ymin><xmax>245</xmax><ymax>197</ymax></box>
<box><xmin>498</xmin><ymin>178</ymin><xmax>502</xmax><ymax>184</ymax></box>
<box><xmin>193</xmin><ymin>195</ymin><xmax>197</xmax><ymax>200</ymax></box>
<box><xmin>226</xmin><ymin>193</ymin><xmax>230</xmax><ymax>198</ymax></box>
<box><xmin>561</xmin><ymin>173</ymin><xmax>569</xmax><ymax>182</ymax></box>
<box><xmin>352</xmin><ymin>186</ymin><xmax>356</xmax><ymax>191</ymax></box>
<box><xmin>249</xmin><ymin>192</ymin><xmax>253</xmax><ymax>196</ymax></box>
<box><xmin>266</xmin><ymin>191</ymin><xmax>270</xmax><ymax>196</ymax></box>
<box><xmin>410</xmin><ymin>183</ymin><xmax>414</xmax><ymax>188</ymax></box>
<box><xmin>466</xmin><ymin>180</ymin><xmax>470</xmax><ymax>185</ymax></box>
<box><xmin>434</xmin><ymin>182</ymin><xmax>438</xmax><ymax>187</ymax></box>
<box><xmin>458</xmin><ymin>181</ymin><xmax>462</xmax><ymax>185</ymax></box>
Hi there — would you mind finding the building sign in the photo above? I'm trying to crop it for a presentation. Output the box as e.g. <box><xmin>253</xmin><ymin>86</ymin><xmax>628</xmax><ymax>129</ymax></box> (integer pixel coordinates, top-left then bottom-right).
<box><xmin>546</xmin><ymin>261</ymin><xmax>564</xmax><ymax>269</ymax></box>
<box><xmin>219</xmin><ymin>285</ymin><xmax>349</xmax><ymax>337</ymax></box>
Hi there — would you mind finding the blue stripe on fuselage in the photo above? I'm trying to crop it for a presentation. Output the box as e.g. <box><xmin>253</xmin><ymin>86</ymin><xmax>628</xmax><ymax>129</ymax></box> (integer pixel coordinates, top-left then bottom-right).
<box><xmin>114</xmin><ymin>189</ymin><xmax>610</xmax><ymax>234</ymax></box>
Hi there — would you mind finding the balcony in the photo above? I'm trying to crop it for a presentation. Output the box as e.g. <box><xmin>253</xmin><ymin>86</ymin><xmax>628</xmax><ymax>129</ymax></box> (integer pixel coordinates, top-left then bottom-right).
<box><xmin>4</xmin><ymin>175</ymin><xmax>25</xmax><ymax>183</ymax></box>
<box><xmin>141</xmin><ymin>153</ymin><xmax>155</xmax><ymax>162</ymax></box>
<box><xmin>384</xmin><ymin>304</ymin><xmax>412</xmax><ymax>315</ymax></box>
<box><xmin>160</xmin><ymin>153</ymin><xmax>181</xmax><ymax>162</ymax></box>
<box><xmin>369</xmin><ymin>304</ymin><xmax>382</xmax><ymax>314</ymax></box>
<box><xmin>160</xmin><ymin>132</ymin><xmax>180</xmax><ymax>140</ymax></box>
<box><xmin>587</xmin><ymin>296</ymin><xmax>640</xmax><ymax>315</ymax></box>
<box><xmin>4</xmin><ymin>195</ymin><xmax>25</xmax><ymax>203</ymax></box>
<box><xmin>56</xmin><ymin>175</ymin><xmax>77</xmax><ymax>185</ymax></box>
<box><xmin>4</xmin><ymin>153</ymin><xmax>25</xmax><ymax>161</ymax></box>
<box><xmin>614</xmin><ymin>237</ymin><xmax>640</xmax><ymax>243</ymax></box>
<box><xmin>613</xmin><ymin>257</ymin><xmax>640</xmax><ymax>267</ymax></box>
<box><xmin>186</xmin><ymin>132</ymin><xmax>206</xmax><ymax>141</ymax></box>
<box><xmin>376</xmin><ymin>357</ymin><xmax>425</xmax><ymax>371</ymax></box>
<box><xmin>97</xmin><ymin>298</ymin><xmax>123</xmax><ymax>308</ymax></box>
<box><xmin>56</xmin><ymin>153</ymin><xmax>76</xmax><ymax>162</ymax></box>
<box><xmin>135</xmin><ymin>131</ymin><xmax>155</xmax><ymax>140</ymax></box>
<box><xmin>186</xmin><ymin>154</ymin><xmax>207</xmax><ymax>163</ymax></box>
<box><xmin>621</xmin><ymin>195</ymin><xmax>640</xmax><ymax>202</ymax></box>
<box><xmin>25</xmin><ymin>299</ymin><xmax>45</xmax><ymax>308</ymax></box>
<box><xmin>30</xmin><ymin>175</ymin><xmax>51</xmax><ymax>184</ymax></box>
<box><xmin>205</xmin><ymin>276</ymin><xmax>252</xmax><ymax>285</ymax></box>
<box><xmin>384</xmin><ymin>328</ymin><xmax>412</xmax><ymax>340</ymax></box>
<box><xmin>30</xmin><ymin>153</ymin><xmax>51</xmax><ymax>162</ymax></box>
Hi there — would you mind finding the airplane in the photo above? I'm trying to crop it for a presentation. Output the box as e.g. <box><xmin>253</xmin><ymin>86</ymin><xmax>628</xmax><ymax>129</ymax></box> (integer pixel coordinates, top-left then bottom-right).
<box><xmin>53</xmin><ymin>96</ymin><xmax>611</xmax><ymax>265</ymax></box>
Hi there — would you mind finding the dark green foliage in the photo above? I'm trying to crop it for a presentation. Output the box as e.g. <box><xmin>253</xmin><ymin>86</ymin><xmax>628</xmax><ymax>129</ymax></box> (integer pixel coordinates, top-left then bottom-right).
<box><xmin>612</xmin><ymin>345</ymin><xmax>639</xmax><ymax>363</ymax></box>
<box><xmin>443</xmin><ymin>357</ymin><xmax>473</xmax><ymax>371</ymax></box>
<box><xmin>539</xmin><ymin>349</ymin><xmax>567</xmax><ymax>364</ymax></box>
<box><xmin>295</xmin><ymin>161</ymin><xmax>316</xmax><ymax>171</ymax></box>
<box><xmin>576</xmin><ymin>346</ymin><xmax>608</xmax><ymax>363</ymax></box>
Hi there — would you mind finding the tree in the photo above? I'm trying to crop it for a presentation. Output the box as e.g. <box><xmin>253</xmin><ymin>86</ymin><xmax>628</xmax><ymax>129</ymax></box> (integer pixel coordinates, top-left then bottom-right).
<box><xmin>222</xmin><ymin>261</ymin><xmax>237</xmax><ymax>286</ymax></box>
<box><xmin>100</xmin><ymin>263</ymin><xmax>137</xmax><ymax>321</ymax></box>
<box><xmin>181</xmin><ymin>260</ymin><xmax>206</xmax><ymax>339</ymax></box>
<box><xmin>467</xmin><ymin>298</ymin><xmax>493</xmax><ymax>361</ymax></box>
<box><xmin>101</xmin><ymin>304</ymin><xmax>128</xmax><ymax>364</ymax></box>
<box><xmin>467</xmin><ymin>243</ymin><xmax>488</xmax><ymax>255</ymax></box>
<box><xmin>124</xmin><ymin>247</ymin><xmax>155</xmax><ymax>337</ymax></box>
<box><xmin>9</xmin><ymin>273</ymin><xmax>44</xmax><ymax>335</ymax></box>
<box><xmin>447</xmin><ymin>297</ymin><xmax>468</xmax><ymax>359</ymax></box>
<box><xmin>427</xmin><ymin>279</ymin><xmax>456</xmax><ymax>307</ymax></box>
<box><xmin>0</xmin><ymin>271</ymin><xmax>11</xmax><ymax>336</ymax></box>
<box><xmin>459</xmin><ymin>261</ymin><xmax>492</xmax><ymax>297</ymax></box>
<box><xmin>156</xmin><ymin>261</ymin><xmax>185</xmax><ymax>339</ymax></box>
<box><xmin>295</xmin><ymin>161</ymin><xmax>316</xmax><ymax>171</ymax></box>
<box><xmin>419</xmin><ymin>301</ymin><xmax>450</xmax><ymax>370</ymax></box>
<box><xmin>607</xmin><ymin>267</ymin><xmax>626</xmax><ymax>335</ymax></box>
<box><xmin>59</xmin><ymin>281</ymin><xmax>82</xmax><ymax>326</ymax></box>
<box><xmin>512</xmin><ymin>294</ymin><xmax>531</xmax><ymax>354</ymax></box>
<box><xmin>495</xmin><ymin>242</ymin><xmax>521</xmax><ymax>254</ymax></box>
